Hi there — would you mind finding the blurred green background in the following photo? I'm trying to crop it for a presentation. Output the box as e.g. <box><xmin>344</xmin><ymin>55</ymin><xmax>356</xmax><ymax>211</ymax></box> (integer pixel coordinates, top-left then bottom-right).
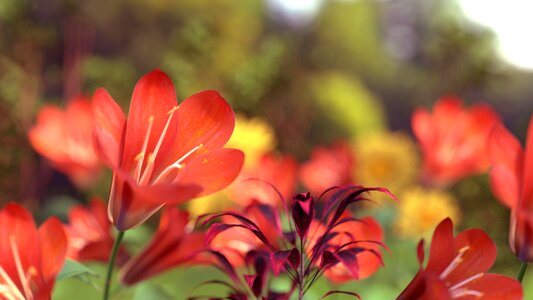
<box><xmin>1</xmin><ymin>0</ymin><xmax>532</xmax><ymax>299</ymax></box>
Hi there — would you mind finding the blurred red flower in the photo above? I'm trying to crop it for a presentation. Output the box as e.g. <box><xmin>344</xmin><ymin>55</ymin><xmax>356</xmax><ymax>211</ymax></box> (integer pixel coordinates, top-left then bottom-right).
<box><xmin>0</xmin><ymin>203</ymin><xmax>68</xmax><ymax>300</ymax></box>
<box><xmin>299</xmin><ymin>141</ymin><xmax>355</xmax><ymax>195</ymax></box>
<box><xmin>412</xmin><ymin>97</ymin><xmax>500</xmax><ymax>186</ymax></box>
<box><xmin>228</xmin><ymin>153</ymin><xmax>297</xmax><ymax>207</ymax></box>
<box><xmin>119</xmin><ymin>207</ymin><xmax>205</xmax><ymax>285</ymax></box>
<box><xmin>398</xmin><ymin>218</ymin><xmax>523</xmax><ymax>300</ymax></box>
<box><xmin>308</xmin><ymin>216</ymin><xmax>384</xmax><ymax>283</ymax></box>
<box><xmin>65</xmin><ymin>198</ymin><xmax>128</xmax><ymax>264</ymax></box>
<box><xmin>489</xmin><ymin>116</ymin><xmax>533</xmax><ymax>262</ymax></box>
<box><xmin>92</xmin><ymin>69</ymin><xmax>244</xmax><ymax>230</ymax></box>
<box><xmin>28</xmin><ymin>97</ymin><xmax>102</xmax><ymax>188</ymax></box>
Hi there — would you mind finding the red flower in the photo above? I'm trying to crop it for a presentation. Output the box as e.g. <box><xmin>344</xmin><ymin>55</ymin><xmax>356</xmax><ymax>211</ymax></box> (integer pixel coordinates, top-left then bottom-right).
<box><xmin>119</xmin><ymin>207</ymin><xmax>205</xmax><ymax>285</ymax></box>
<box><xmin>299</xmin><ymin>141</ymin><xmax>355</xmax><ymax>195</ymax></box>
<box><xmin>228</xmin><ymin>153</ymin><xmax>297</xmax><ymax>207</ymax></box>
<box><xmin>412</xmin><ymin>97</ymin><xmax>500</xmax><ymax>186</ymax></box>
<box><xmin>65</xmin><ymin>198</ymin><xmax>128</xmax><ymax>264</ymax></box>
<box><xmin>28</xmin><ymin>97</ymin><xmax>102</xmax><ymax>187</ymax></box>
<box><xmin>93</xmin><ymin>69</ymin><xmax>244</xmax><ymax>230</ymax></box>
<box><xmin>0</xmin><ymin>203</ymin><xmax>68</xmax><ymax>300</ymax></box>
<box><xmin>488</xmin><ymin>116</ymin><xmax>533</xmax><ymax>261</ymax></box>
<box><xmin>398</xmin><ymin>218</ymin><xmax>523</xmax><ymax>300</ymax></box>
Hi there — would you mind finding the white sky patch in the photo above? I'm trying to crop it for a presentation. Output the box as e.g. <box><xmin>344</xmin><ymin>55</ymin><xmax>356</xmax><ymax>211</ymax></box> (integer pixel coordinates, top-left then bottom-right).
<box><xmin>266</xmin><ymin>0</ymin><xmax>324</xmax><ymax>26</ymax></box>
<box><xmin>458</xmin><ymin>0</ymin><xmax>533</xmax><ymax>71</ymax></box>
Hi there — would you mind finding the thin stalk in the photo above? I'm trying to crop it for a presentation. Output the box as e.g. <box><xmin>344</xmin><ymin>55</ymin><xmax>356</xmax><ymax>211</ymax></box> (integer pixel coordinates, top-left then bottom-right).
<box><xmin>103</xmin><ymin>230</ymin><xmax>125</xmax><ymax>300</ymax></box>
<box><xmin>517</xmin><ymin>262</ymin><xmax>528</xmax><ymax>283</ymax></box>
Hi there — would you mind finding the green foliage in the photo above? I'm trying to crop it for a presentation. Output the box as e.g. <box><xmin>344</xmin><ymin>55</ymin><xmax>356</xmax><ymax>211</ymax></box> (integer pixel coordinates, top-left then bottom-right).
<box><xmin>309</xmin><ymin>72</ymin><xmax>386</xmax><ymax>137</ymax></box>
<box><xmin>57</xmin><ymin>259</ymin><xmax>98</xmax><ymax>282</ymax></box>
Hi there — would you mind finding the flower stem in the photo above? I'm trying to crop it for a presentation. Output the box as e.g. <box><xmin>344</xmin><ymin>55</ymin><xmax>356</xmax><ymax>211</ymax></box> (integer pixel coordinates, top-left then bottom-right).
<box><xmin>517</xmin><ymin>262</ymin><xmax>528</xmax><ymax>283</ymax></box>
<box><xmin>103</xmin><ymin>230</ymin><xmax>125</xmax><ymax>300</ymax></box>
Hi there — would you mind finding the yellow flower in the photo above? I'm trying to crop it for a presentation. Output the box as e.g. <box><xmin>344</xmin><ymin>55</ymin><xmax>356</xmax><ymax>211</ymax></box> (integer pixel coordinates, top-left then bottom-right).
<box><xmin>226</xmin><ymin>114</ymin><xmax>276</xmax><ymax>167</ymax></box>
<box><xmin>188</xmin><ymin>192</ymin><xmax>233</xmax><ymax>217</ymax></box>
<box><xmin>395</xmin><ymin>187</ymin><xmax>461</xmax><ymax>239</ymax></box>
<box><xmin>354</xmin><ymin>131</ymin><xmax>419</xmax><ymax>195</ymax></box>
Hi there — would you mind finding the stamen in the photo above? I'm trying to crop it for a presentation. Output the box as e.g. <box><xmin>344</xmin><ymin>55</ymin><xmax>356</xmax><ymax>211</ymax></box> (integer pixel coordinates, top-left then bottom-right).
<box><xmin>138</xmin><ymin>107</ymin><xmax>179</xmax><ymax>185</ymax></box>
<box><xmin>9</xmin><ymin>236</ymin><xmax>34</xmax><ymax>300</ymax></box>
<box><xmin>449</xmin><ymin>273</ymin><xmax>483</xmax><ymax>291</ymax></box>
<box><xmin>451</xmin><ymin>288</ymin><xmax>483</xmax><ymax>298</ymax></box>
<box><xmin>440</xmin><ymin>246</ymin><xmax>470</xmax><ymax>280</ymax></box>
<box><xmin>152</xmin><ymin>144</ymin><xmax>204</xmax><ymax>184</ymax></box>
<box><xmin>0</xmin><ymin>266</ymin><xmax>26</xmax><ymax>300</ymax></box>
<box><xmin>133</xmin><ymin>116</ymin><xmax>155</xmax><ymax>183</ymax></box>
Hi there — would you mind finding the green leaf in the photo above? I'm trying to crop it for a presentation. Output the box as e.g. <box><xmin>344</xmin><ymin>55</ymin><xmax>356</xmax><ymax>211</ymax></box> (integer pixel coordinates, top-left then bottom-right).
<box><xmin>133</xmin><ymin>283</ymin><xmax>173</xmax><ymax>300</ymax></box>
<box><xmin>57</xmin><ymin>259</ymin><xmax>98</xmax><ymax>282</ymax></box>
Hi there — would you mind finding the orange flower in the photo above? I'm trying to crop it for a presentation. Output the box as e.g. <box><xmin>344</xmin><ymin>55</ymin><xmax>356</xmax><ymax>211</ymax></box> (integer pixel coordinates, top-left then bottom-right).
<box><xmin>412</xmin><ymin>97</ymin><xmax>500</xmax><ymax>186</ymax></box>
<box><xmin>28</xmin><ymin>97</ymin><xmax>102</xmax><ymax>188</ymax></box>
<box><xmin>489</xmin><ymin>116</ymin><xmax>533</xmax><ymax>261</ymax></box>
<box><xmin>228</xmin><ymin>153</ymin><xmax>297</xmax><ymax>207</ymax></box>
<box><xmin>0</xmin><ymin>203</ymin><xmax>68</xmax><ymax>300</ymax></box>
<box><xmin>65</xmin><ymin>198</ymin><xmax>128</xmax><ymax>264</ymax></box>
<box><xmin>92</xmin><ymin>69</ymin><xmax>244</xmax><ymax>230</ymax></box>
<box><xmin>119</xmin><ymin>207</ymin><xmax>205</xmax><ymax>285</ymax></box>
<box><xmin>299</xmin><ymin>141</ymin><xmax>355</xmax><ymax>195</ymax></box>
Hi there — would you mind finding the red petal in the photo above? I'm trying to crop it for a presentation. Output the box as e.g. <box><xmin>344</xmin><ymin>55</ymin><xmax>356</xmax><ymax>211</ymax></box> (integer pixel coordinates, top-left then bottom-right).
<box><xmin>92</xmin><ymin>88</ymin><xmax>126</xmax><ymax>167</ymax></box>
<box><xmin>397</xmin><ymin>271</ymin><xmax>451</xmax><ymax>300</ymax></box>
<box><xmin>156</xmin><ymin>90</ymin><xmax>235</xmax><ymax>173</ymax></box>
<box><xmin>445</xmin><ymin>228</ymin><xmax>496</xmax><ymax>284</ymax></box>
<box><xmin>412</xmin><ymin>109</ymin><xmax>434</xmax><ymax>150</ymax></box>
<box><xmin>522</xmin><ymin>116</ymin><xmax>533</xmax><ymax>211</ymax></box>
<box><xmin>0</xmin><ymin>204</ymin><xmax>39</xmax><ymax>294</ymax></box>
<box><xmin>39</xmin><ymin>218</ymin><xmax>68</xmax><ymax>280</ymax></box>
<box><xmin>433</xmin><ymin>97</ymin><xmax>463</xmax><ymax>133</ymax></box>
<box><xmin>121</xmin><ymin>70</ymin><xmax>178</xmax><ymax>173</ymax></box>
<box><xmin>120</xmin><ymin>208</ymin><xmax>204</xmax><ymax>285</ymax></box>
<box><xmin>28</xmin><ymin>106</ymin><xmax>68</xmax><ymax>161</ymax></box>
<box><xmin>488</xmin><ymin>122</ymin><xmax>523</xmax><ymax>208</ymax></box>
<box><xmin>417</xmin><ymin>239</ymin><xmax>425</xmax><ymax>266</ymax></box>
<box><xmin>175</xmin><ymin>148</ymin><xmax>244</xmax><ymax>199</ymax></box>
<box><xmin>426</xmin><ymin>218</ymin><xmax>455</xmax><ymax>274</ymax></box>
<box><xmin>461</xmin><ymin>273</ymin><xmax>523</xmax><ymax>300</ymax></box>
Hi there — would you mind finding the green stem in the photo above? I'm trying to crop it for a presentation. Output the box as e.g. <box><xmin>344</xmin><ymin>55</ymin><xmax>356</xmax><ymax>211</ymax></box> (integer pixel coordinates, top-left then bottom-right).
<box><xmin>103</xmin><ymin>230</ymin><xmax>125</xmax><ymax>300</ymax></box>
<box><xmin>517</xmin><ymin>262</ymin><xmax>528</xmax><ymax>283</ymax></box>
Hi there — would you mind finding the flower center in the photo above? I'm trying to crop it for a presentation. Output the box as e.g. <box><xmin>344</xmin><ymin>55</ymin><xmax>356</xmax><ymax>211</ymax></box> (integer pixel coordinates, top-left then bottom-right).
<box><xmin>439</xmin><ymin>246</ymin><xmax>483</xmax><ymax>298</ymax></box>
<box><xmin>132</xmin><ymin>106</ymin><xmax>203</xmax><ymax>185</ymax></box>
<box><xmin>0</xmin><ymin>235</ymin><xmax>36</xmax><ymax>300</ymax></box>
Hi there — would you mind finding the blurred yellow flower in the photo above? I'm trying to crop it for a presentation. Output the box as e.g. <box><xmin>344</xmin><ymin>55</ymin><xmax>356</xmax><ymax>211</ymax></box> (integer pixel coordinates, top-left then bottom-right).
<box><xmin>188</xmin><ymin>192</ymin><xmax>233</xmax><ymax>217</ymax></box>
<box><xmin>226</xmin><ymin>114</ymin><xmax>276</xmax><ymax>167</ymax></box>
<box><xmin>395</xmin><ymin>187</ymin><xmax>461</xmax><ymax>239</ymax></box>
<box><xmin>354</xmin><ymin>132</ymin><xmax>419</xmax><ymax>195</ymax></box>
